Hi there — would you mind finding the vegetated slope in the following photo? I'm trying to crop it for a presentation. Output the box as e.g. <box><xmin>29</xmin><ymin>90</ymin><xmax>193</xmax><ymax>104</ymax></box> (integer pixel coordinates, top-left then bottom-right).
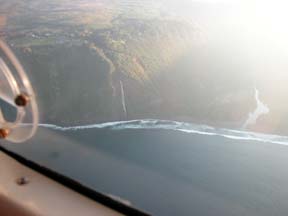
<box><xmin>2</xmin><ymin>0</ymin><xmax>254</xmax><ymax>127</ymax></box>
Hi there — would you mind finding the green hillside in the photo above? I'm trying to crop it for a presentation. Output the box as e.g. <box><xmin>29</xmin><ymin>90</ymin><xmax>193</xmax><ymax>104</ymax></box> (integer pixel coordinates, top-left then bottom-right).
<box><xmin>1</xmin><ymin>0</ymin><xmax>255</xmax><ymax>127</ymax></box>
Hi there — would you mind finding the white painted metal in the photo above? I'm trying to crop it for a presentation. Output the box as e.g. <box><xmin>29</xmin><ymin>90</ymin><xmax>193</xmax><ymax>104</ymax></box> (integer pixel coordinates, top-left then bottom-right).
<box><xmin>0</xmin><ymin>151</ymin><xmax>123</xmax><ymax>216</ymax></box>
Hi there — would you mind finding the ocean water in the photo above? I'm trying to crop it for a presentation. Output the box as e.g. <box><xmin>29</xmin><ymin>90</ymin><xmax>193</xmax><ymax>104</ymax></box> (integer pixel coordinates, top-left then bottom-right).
<box><xmin>4</xmin><ymin>119</ymin><xmax>288</xmax><ymax>216</ymax></box>
<box><xmin>38</xmin><ymin>119</ymin><xmax>288</xmax><ymax>145</ymax></box>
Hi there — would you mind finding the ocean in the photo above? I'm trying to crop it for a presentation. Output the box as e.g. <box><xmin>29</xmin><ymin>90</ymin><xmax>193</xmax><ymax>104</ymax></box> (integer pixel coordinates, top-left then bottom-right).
<box><xmin>3</xmin><ymin>119</ymin><xmax>288</xmax><ymax>215</ymax></box>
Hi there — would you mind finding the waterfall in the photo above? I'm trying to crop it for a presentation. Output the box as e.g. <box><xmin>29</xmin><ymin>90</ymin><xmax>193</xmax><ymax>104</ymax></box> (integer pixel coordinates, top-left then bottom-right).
<box><xmin>243</xmin><ymin>88</ymin><xmax>269</xmax><ymax>128</ymax></box>
<box><xmin>120</xmin><ymin>80</ymin><xmax>127</xmax><ymax>118</ymax></box>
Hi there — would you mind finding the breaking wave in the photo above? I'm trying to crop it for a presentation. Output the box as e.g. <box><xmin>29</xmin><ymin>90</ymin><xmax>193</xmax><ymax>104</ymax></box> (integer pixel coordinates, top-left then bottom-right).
<box><xmin>38</xmin><ymin>119</ymin><xmax>288</xmax><ymax>146</ymax></box>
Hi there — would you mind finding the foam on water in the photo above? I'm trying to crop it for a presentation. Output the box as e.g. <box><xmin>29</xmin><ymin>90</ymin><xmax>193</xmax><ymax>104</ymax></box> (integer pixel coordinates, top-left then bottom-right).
<box><xmin>37</xmin><ymin>119</ymin><xmax>288</xmax><ymax>146</ymax></box>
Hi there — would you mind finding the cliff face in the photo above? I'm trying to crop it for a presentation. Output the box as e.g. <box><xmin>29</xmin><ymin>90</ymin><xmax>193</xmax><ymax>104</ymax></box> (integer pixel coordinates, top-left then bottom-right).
<box><xmin>2</xmin><ymin>0</ymin><xmax>256</xmax><ymax>128</ymax></box>
<box><xmin>14</xmin><ymin>18</ymin><xmax>254</xmax><ymax>127</ymax></box>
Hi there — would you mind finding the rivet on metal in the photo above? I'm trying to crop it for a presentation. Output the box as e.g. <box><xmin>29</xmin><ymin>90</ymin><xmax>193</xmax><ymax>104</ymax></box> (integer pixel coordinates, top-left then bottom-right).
<box><xmin>0</xmin><ymin>128</ymin><xmax>10</xmax><ymax>139</ymax></box>
<box><xmin>15</xmin><ymin>93</ymin><xmax>30</xmax><ymax>107</ymax></box>
<box><xmin>16</xmin><ymin>177</ymin><xmax>29</xmax><ymax>186</ymax></box>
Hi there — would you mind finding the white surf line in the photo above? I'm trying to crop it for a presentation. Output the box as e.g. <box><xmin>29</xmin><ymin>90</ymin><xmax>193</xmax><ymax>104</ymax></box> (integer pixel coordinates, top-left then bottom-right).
<box><xmin>34</xmin><ymin>119</ymin><xmax>288</xmax><ymax>146</ymax></box>
<box><xmin>243</xmin><ymin>88</ymin><xmax>269</xmax><ymax>128</ymax></box>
